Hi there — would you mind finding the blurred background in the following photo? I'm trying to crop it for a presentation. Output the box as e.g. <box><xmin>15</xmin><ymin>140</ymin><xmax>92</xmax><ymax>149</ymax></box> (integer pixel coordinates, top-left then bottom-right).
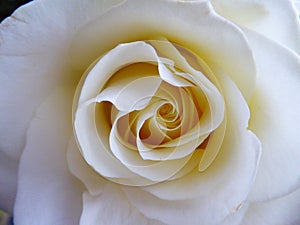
<box><xmin>0</xmin><ymin>0</ymin><xmax>31</xmax><ymax>22</ymax></box>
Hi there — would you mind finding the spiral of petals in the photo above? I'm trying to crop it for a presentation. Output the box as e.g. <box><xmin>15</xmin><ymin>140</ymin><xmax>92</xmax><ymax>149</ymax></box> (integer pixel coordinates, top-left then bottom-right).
<box><xmin>73</xmin><ymin>40</ymin><xmax>225</xmax><ymax>186</ymax></box>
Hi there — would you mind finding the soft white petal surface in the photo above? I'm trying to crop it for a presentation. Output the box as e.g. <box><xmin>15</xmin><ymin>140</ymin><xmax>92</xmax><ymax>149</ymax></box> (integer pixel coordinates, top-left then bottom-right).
<box><xmin>245</xmin><ymin>29</ymin><xmax>300</xmax><ymax>201</ymax></box>
<box><xmin>14</xmin><ymin>86</ymin><xmax>84</xmax><ymax>225</ymax></box>
<box><xmin>81</xmin><ymin>184</ymin><xmax>164</xmax><ymax>225</ymax></box>
<box><xmin>242</xmin><ymin>188</ymin><xmax>300</xmax><ymax>225</ymax></box>
<box><xmin>211</xmin><ymin>0</ymin><xmax>300</xmax><ymax>53</ymax></box>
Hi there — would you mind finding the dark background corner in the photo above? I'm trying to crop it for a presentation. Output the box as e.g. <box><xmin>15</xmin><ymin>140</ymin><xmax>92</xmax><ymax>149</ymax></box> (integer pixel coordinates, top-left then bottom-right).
<box><xmin>0</xmin><ymin>0</ymin><xmax>32</xmax><ymax>22</ymax></box>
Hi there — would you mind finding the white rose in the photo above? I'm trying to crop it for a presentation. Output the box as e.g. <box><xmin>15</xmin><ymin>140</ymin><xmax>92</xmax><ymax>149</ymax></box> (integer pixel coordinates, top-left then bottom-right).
<box><xmin>0</xmin><ymin>0</ymin><xmax>299</xmax><ymax>225</ymax></box>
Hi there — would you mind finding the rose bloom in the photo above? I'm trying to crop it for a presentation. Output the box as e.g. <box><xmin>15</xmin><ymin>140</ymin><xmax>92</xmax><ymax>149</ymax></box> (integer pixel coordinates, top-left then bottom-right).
<box><xmin>1</xmin><ymin>0</ymin><xmax>300</xmax><ymax>224</ymax></box>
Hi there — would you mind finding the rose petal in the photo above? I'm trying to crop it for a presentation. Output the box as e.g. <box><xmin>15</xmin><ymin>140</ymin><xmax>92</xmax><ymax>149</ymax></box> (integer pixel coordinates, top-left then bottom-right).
<box><xmin>96</xmin><ymin>75</ymin><xmax>162</xmax><ymax>112</ymax></box>
<box><xmin>211</xmin><ymin>0</ymin><xmax>300</xmax><ymax>53</ymax></box>
<box><xmin>14</xmin><ymin>86</ymin><xmax>84</xmax><ymax>225</ymax></box>
<box><xmin>242</xmin><ymin>188</ymin><xmax>300</xmax><ymax>225</ymax></box>
<box><xmin>81</xmin><ymin>184</ymin><xmax>164</xmax><ymax>225</ymax></box>
<box><xmin>244</xmin><ymin>29</ymin><xmax>300</xmax><ymax>201</ymax></box>
<box><xmin>75</xmin><ymin>41</ymin><xmax>160</xmax><ymax>106</ymax></box>
<box><xmin>67</xmin><ymin>137</ymin><xmax>107</xmax><ymax>196</ymax></box>
<box><xmin>198</xmin><ymin>114</ymin><xmax>226</xmax><ymax>171</ymax></box>
<box><xmin>122</xmin><ymin>74</ymin><xmax>261</xmax><ymax>225</ymax></box>
<box><xmin>71</xmin><ymin>0</ymin><xmax>256</xmax><ymax>101</ymax></box>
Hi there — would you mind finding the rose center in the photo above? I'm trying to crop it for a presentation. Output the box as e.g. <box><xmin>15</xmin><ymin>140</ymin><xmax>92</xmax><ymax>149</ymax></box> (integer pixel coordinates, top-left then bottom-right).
<box><xmin>73</xmin><ymin>40</ymin><xmax>225</xmax><ymax>186</ymax></box>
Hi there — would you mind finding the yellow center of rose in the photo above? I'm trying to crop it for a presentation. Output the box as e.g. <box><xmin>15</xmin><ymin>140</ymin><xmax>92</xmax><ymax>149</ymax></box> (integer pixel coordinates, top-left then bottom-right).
<box><xmin>73</xmin><ymin>40</ymin><xmax>225</xmax><ymax>186</ymax></box>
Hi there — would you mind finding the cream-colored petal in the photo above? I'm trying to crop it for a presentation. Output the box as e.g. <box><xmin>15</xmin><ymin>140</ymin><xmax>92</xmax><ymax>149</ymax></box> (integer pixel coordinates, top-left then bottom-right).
<box><xmin>75</xmin><ymin>101</ymin><xmax>138</xmax><ymax>179</ymax></box>
<box><xmin>245</xmin><ymin>29</ymin><xmax>300</xmax><ymax>202</ymax></box>
<box><xmin>76</xmin><ymin>41</ymin><xmax>159</xmax><ymax>106</ymax></box>
<box><xmin>211</xmin><ymin>0</ymin><xmax>300</xmax><ymax>53</ymax></box>
<box><xmin>67</xmin><ymin>137</ymin><xmax>107</xmax><ymax>196</ymax></box>
<box><xmin>198</xmin><ymin>113</ymin><xmax>227</xmax><ymax>171</ymax></box>
<box><xmin>95</xmin><ymin>76</ymin><xmax>162</xmax><ymax>112</ymax></box>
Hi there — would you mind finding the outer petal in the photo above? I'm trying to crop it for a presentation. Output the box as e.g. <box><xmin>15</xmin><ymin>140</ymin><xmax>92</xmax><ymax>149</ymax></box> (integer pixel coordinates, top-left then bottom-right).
<box><xmin>81</xmin><ymin>184</ymin><xmax>164</xmax><ymax>225</ymax></box>
<box><xmin>245</xmin><ymin>29</ymin><xmax>300</xmax><ymax>201</ymax></box>
<box><xmin>14</xmin><ymin>86</ymin><xmax>84</xmax><ymax>225</ymax></box>
<box><xmin>242</xmin><ymin>188</ymin><xmax>300</xmax><ymax>225</ymax></box>
<box><xmin>211</xmin><ymin>0</ymin><xmax>300</xmax><ymax>53</ymax></box>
